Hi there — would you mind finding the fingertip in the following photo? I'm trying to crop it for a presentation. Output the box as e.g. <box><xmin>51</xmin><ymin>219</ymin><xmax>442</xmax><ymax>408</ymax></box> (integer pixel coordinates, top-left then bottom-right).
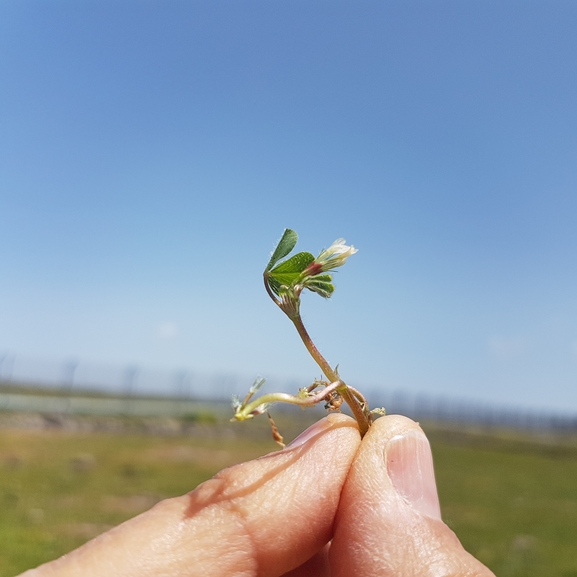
<box><xmin>284</xmin><ymin>413</ymin><xmax>359</xmax><ymax>449</ymax></box>
<box><xmin>331</xmin><ymin>414</ymin><xmax>495</xmax><ymax>576</ymax></box>
<box><xmin>366</xmin><ymin>413</ymin><xmax>426</xmax><ymax>442</ymax></box>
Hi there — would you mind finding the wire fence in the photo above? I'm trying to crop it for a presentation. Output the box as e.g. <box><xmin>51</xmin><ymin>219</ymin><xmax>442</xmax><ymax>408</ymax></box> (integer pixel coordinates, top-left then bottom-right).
<box><xmin>0</xmin><ymin>351</ymin><xmax>253</xmax><ymax>400</ymax></box>
<box><xmin>1</xmin><ymin>351</ymin><xmax>576</xmax><ymax>432</ymax></box>
<box><xmin>371</xmin><ymin>390</ymin><xmax>577</xmax><ymax>433</ymax></box>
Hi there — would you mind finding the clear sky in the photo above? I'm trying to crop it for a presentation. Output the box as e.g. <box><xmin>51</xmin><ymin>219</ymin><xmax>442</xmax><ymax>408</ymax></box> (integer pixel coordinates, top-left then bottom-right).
<box><xmin>1</xmin><ymin>1</ymin><xmax>577</xmax><ymax>412</ymax></box>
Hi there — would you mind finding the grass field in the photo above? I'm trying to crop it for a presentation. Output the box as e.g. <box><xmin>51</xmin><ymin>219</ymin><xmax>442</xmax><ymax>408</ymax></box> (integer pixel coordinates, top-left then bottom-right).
<box><xmin>1</xmin><ymin>412</ymin><xmax>577</xmax><ymax>576</ymax></box>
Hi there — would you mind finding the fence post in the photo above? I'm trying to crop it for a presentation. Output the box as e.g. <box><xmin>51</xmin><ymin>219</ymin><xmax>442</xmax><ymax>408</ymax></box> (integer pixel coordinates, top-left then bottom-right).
<box><xmin>123</xmin><ymin>366</ymin><xmax>139</xmax><ymax>416</ymax></box>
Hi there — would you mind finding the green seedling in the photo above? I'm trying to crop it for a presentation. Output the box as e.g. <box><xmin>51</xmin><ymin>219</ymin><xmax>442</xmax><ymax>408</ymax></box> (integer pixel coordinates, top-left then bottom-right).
<box><xmin>232</xmin><ymin>229</ymin><xmax>385</xmax><ymax>446</ymax></box>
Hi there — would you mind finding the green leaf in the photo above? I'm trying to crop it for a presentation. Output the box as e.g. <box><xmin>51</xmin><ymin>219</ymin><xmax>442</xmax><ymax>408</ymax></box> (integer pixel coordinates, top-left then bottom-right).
<box><xmin>267</xmin><ymin>252</ymin><xmax>315</xmax><ymax>294</ymax></box>
<box><xmin>305</xmin><ymin>279</ymin><xmax>335</xmax><ymax>298</ymax></box>
<box><xmin>265</xmin><ymin>229</ymin><xmax>298</xmax><ymax>271</ymax></box>
<box><xmin>267</xmin><ymin>275</ymin><xmax>283</xmax><ymax>297</ymax></box>
<box><xmin>269</xmin><ymin>251</ymin><xmax>314</xmax><ymax>286</ymax></box>
<box><xmin>309</xmin><ymin>273</ymin><xmax>332</xmax><ymax>283</ymax></box>
<box><xmin>271</xmin><ymin>251</ymin><xmax>314</xmax><ymax>274</ymax></box>
<box><xmin>301</xmin><ymin>274</ymin><xmax>334</xmax><ymax>298</ymax></box>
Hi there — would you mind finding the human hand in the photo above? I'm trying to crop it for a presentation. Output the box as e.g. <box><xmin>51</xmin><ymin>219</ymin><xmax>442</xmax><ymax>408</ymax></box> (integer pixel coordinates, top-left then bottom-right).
<box><xmin>329</xmin><ymin>414</ymin><xmax>495</xmax><ymax>577</ymax></box>
<box><xmin>21</xmin><ymin>414</ymin><xmax>494</xmax><ymax>576</ymax></box>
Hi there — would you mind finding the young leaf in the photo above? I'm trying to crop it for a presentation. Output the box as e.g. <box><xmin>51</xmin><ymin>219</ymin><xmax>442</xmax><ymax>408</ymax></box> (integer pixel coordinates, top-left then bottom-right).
<box><xmin>267</xmin><ymin>275</ymin><xmax>283</xmax><ymax>297</ymax></box>
<box><xmin>269</xmin><ymin>251</ymin><xmax>314</xmax><ymax>286</ymax></box>
<box><xmin>305</xmin><ymin>279</ymin><xmax>335</xmax><ymax>298</ymax></box>
<box><xmin>307</xmin><ymin>273</ymin><xmax>333</xmax><ymax>283</ymax></box>
<box><xmin>265</xmin><ymin>229</ymin><xmax>298</xmax><ymax>271</ymax></box>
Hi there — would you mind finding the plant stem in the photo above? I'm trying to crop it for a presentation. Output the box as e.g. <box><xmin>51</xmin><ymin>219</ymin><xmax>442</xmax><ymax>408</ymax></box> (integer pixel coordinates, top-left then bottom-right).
<box><xmin>234</xmin><ymin>380</ymin><xmax>344</xmax><ymax>419</ymax></box>
<box><xmin>290</xmin><ymin>314</ymin><xmax>370</xmax><ymax>437</ymax></box>
<box><xmin>263</xmin><ymin>272</ymin><xmax>281</xmax><ymax>307</ymax></box>
<box><xmin>262</xmin><ymin>269</ymin><xmax>371</xmax><ymax>436</ymax></box>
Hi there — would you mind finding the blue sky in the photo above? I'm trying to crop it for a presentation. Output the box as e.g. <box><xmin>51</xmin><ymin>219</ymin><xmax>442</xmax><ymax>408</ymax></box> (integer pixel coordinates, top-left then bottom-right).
<box><xmin>1</xmin><ymin>1</ymin><xmax>577</xmax><ymax>412</ymax></box>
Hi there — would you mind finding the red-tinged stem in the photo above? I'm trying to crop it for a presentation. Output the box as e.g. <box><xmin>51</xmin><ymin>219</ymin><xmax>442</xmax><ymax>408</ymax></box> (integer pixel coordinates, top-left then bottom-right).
<box><xmin>290</xmin><ymin>313</ymin><xmax>370</xmax><ymax>437</ymax></box>
<box><xmin>263</xmin><ymin>272</ymin><xmax>281</xmax><ymax>307</ymax></box>
<box><xmin>263</xmin><ymin>272</ymin><xmax>371</xmax><ymax>437</ymax></box>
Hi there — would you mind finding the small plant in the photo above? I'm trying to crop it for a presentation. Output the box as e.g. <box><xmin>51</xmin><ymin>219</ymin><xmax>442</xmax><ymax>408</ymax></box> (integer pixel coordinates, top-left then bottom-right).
<box><xmin>232</xmin><ymin>229</ymin><xmax>384</xmax><ymax>446</ymax></box>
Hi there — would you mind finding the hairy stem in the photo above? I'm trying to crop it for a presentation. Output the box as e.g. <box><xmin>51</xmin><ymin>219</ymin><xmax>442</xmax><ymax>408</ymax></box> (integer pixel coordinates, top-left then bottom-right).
<box><xmin>263</xmin><ymin>272</ymin><xmax>281</xmax><ymax>307</ymax></box>
<box><xmin>234</xmin><ymin>380</ymin><xmax>344</xmax><ymax>420</ymax></box>
<box><xmin>290</xmin><ymin>314</ymin><xmax>370</xmax><ymax>437</ymax></box>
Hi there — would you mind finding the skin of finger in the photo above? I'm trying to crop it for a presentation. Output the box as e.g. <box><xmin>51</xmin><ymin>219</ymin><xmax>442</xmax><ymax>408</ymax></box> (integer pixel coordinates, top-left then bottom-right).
<box><xmin>330</xmin><ymin>415</ymin><xmax>496</xmax><ymax>577</ymax></box>
<box><xmin>20</xmin><ymin>413</ymin><xmax>360</xmax><ymax>577</ymax></box>
<box><xmin>281</xmin><ymin>544</ymin><xmax>330</xmax><ymax>577</ymax></box>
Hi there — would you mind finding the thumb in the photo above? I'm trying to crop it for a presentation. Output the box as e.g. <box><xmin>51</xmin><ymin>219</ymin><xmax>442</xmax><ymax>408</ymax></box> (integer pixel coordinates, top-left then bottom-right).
<box><xmin>330</xmin><ymin>415</ymin><xmax>495</xmax><ymax>577</ymax></box>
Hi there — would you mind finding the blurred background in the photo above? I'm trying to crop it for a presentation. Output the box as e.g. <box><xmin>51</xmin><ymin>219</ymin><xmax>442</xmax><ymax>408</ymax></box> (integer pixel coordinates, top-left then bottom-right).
<box><xmin>1</xmin><ymin>2</ymin><xmax>577</xmax><ymax>576</ymax></box>
<box><xmin>2</xmin><ymin>0</ymin><xmax>577</xmax><ymax>415</ymax></box>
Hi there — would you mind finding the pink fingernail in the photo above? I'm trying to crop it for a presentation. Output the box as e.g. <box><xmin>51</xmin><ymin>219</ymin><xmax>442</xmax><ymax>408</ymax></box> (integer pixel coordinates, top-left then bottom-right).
<box><xmin>285</xmin><ymin>417</ymin><xmax>334</xmax><ymax>448</ymax></box>
<box><xmin>386</xmin><ymin>430</ymin><xmax>442</xmax><ymax>520</ymax></box>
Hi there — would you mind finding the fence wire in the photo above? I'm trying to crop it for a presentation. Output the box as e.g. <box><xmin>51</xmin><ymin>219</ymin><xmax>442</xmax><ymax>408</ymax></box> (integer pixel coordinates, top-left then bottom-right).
<box><xmin>1</xmin><ymin>352</ymin><xmax>576</xmax><ymax>432</ymax></box>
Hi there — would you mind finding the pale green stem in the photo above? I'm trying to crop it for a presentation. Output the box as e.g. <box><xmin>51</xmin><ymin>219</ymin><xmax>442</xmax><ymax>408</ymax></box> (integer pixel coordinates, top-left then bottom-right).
<box><xmin>233</xmin><ymin>380</ymin><xmax>343</xmax><ymax>421</ymax></box>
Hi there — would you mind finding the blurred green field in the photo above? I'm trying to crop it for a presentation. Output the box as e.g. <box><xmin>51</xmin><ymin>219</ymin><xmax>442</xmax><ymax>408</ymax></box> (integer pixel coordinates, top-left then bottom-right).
<box><xmin>1</xmin><ymin>414</ymin><xmax>577</xmax><ymax>577</ymax></box>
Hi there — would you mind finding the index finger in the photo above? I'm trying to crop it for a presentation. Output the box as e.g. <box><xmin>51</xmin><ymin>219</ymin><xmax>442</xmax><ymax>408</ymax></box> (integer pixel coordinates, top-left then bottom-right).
<box><xmin>22</xmin><ymin>413</ymin><xmax>360</xmax><ymax>577</ymax></box>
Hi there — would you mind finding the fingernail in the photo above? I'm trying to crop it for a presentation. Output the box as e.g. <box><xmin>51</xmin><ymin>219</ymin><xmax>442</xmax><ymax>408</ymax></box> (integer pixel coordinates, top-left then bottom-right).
<box><xmin>285</xmin><ymin>417</ymin><xmax>334</xmax><ymax>448</ymax></box>
<box><xmin>386</xmin><ymin>430</ymin><xmax>442</xmax><ymax>520</ymax></box>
